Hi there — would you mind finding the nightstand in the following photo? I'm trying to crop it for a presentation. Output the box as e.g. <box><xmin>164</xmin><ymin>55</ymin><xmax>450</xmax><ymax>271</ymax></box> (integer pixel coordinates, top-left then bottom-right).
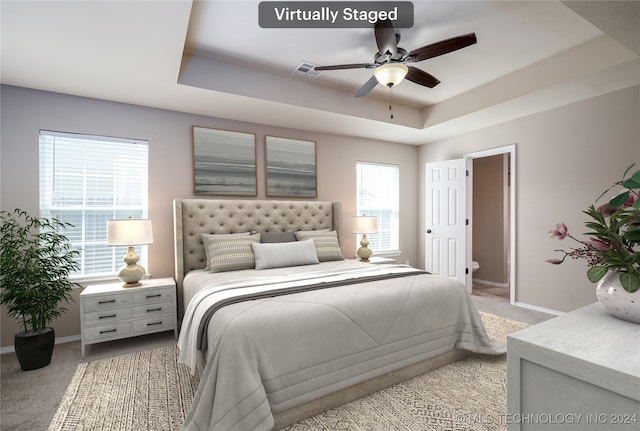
<box><xmin>80</xmin><ymin>277</ymin><xmax>177</xmax><ymax>358</ymax></box>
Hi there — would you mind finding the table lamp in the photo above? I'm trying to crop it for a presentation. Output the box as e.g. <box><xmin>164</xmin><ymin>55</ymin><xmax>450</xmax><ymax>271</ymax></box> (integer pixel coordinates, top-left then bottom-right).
<box><xmin>107</xmin><ymin>218</ymin><xmax>153</xmax><ymax>287</ymax></box>
<box><xmin>353</xmin><ymin>215</ymin><xmax>378</xmax><ymax>262</ymax></box>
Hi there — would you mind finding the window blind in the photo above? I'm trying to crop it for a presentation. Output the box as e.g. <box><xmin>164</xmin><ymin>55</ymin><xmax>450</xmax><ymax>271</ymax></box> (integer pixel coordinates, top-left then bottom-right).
<box><xmin>39</xmin><ymin>130</ymin><xmax>149</xmax><ymax>279</ymax></box>
<box><xmin>356</xmin><ymin>161</ymin><xmax>400</xmax><ymax>254</ymax></box>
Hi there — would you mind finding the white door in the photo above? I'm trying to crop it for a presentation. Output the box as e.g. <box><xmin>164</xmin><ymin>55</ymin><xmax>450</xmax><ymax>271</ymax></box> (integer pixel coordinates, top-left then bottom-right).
<box><xmin>425</xmin><ymin>158</ymin><xmax>471</xmax><ymax>292</ymax></box>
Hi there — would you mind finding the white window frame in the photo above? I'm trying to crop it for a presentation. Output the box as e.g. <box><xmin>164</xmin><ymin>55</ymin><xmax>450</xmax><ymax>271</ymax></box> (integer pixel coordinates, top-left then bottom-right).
<box><xmin>356</xmin><ymin>161</ymin><xmax>400</xmax><ymax>256</ymax></box>
<box><xmin>39</xmin><ymin>130</ymin><xmax>149</xmax><ymax>282</ymax></box>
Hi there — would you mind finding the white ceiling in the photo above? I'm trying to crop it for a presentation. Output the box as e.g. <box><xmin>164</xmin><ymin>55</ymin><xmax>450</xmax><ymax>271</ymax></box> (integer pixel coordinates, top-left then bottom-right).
<box><xmin>2</xmin><ymin>1</ymin><xmax>639</xmax><ymax>145</ymax></box>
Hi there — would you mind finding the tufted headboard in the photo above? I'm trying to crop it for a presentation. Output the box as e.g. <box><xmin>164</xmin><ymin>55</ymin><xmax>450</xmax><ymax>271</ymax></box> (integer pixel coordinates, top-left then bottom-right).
<box><xmin>173</xmin><ymin>198</ymin><xmax>343</xmax><ymax>305</ymax></box>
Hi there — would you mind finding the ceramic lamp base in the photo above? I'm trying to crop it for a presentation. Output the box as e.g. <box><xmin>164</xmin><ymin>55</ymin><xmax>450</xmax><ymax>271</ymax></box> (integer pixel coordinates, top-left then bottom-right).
<box><xmin>357</xmin><ymin>234</ymin><xmax>373</xmax><ymax>262</ymax></box>
<box><xmin>118</xmin><ymin>246</ymin><xmax>146</xmax><ymax>287</ymax></box>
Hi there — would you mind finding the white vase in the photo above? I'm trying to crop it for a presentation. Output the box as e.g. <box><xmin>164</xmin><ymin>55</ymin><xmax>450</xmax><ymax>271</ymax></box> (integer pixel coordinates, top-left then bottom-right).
<box><xmin>595</xmin><ymin>271</ymin><xmax>640</xmax><ymax>324</ymax></box>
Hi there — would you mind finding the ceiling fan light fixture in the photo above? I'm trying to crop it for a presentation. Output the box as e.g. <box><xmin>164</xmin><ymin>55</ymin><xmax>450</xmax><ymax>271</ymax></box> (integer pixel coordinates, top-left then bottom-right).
<box><xmin>374</xmin><ymin>63</ymin><xmax>408</xmax><ymax>87</ymax></box>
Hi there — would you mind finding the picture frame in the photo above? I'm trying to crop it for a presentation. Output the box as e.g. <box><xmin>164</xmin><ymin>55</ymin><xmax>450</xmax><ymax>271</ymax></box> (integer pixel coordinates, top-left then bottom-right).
<box><xmin>265</xmin><ymin>136</ymin><xmax>317</xmax><ymax>198</ymax></box>
<box><xmin>192</xmin><ymin>126</ymin><xmax>257</xmax><ymax>196</ymax></box>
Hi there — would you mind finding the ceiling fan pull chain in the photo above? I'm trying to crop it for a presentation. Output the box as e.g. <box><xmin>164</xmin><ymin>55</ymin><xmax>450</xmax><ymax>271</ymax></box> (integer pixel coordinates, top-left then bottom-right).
<box><xmin>389</xmin><ymin>85</ymin><xmax>394</xmax><ymax>120</ymax></box>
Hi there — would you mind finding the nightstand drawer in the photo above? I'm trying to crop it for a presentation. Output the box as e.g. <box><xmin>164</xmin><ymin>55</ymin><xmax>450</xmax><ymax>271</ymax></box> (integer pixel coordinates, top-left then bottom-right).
<box><xmin>132</xmin><ymin>287</ymin><xmax>173</xmax><ymax>305</ymax></box>
<box><xmin>82</xmin><ymin>293</ymin><xmax>130</xmax><ymax>312</ymax></box>
<box><xmin>83</xmin><ymin>322</ymin><xmax>131</xmax><ymax>341</ymax></box>
<box><xmin>133</xmin><ymin>316</ymin><xmax>175</xmax><ymax>333</ymax></box>
<box><xmin>84</xmin><ymin>308</ymin><xmax>132</xmax><ymax>326</ymax></box>
<box><xmin>132</xmin><ymin>302</ymin><xmax>174</xmax><ymax>318</ymax></box>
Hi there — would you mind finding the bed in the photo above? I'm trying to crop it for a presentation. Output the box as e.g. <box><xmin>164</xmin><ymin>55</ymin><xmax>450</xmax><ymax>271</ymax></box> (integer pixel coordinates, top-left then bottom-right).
<box><xmin>173</xmin><ymin>198</ymin><xmax>505</xmax><ymax>431</ymax></box>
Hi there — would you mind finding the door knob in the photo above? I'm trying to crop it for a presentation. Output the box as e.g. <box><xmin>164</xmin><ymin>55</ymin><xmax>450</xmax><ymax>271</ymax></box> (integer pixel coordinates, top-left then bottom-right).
<box><xmin>426</xmin><ymin>229</ymin><xmax>432</xmax><ymax>233</ymax></box>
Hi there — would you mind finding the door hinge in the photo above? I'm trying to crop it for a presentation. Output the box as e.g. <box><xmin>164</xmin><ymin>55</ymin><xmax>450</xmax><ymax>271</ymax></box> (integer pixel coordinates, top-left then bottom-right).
<box><xmin>466</xmin><ymin>219</ymin><xmax>469</xmax><ymax>225</ymax></box>
<box><xmin>466</xmin><ymin>169</ymin><xmax>469</xmax><ymax>176</ymax></box>
<box><xmin>465</xmin><ymin>268</ymin><xmax>469</xmax><ymax>274</ymax></box>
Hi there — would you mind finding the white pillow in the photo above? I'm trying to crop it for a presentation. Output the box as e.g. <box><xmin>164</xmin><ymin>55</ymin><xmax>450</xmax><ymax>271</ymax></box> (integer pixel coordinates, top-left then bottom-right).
<box><xmin>251</xmin><ymin>240</ymin><xmax>319</xmax><ymax>270</ymax></box>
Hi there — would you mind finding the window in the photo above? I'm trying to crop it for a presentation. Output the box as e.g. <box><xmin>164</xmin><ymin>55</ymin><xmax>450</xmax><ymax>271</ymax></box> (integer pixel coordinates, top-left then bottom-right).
<box><xmin>356</xmin><ymin>161</ymin><xmax>400</xmax><ymax>254</ymax></box>
<box><xmin>39</xmin><ymin>130</ymin><xmax>149</xmax><ymax>280</ymax></box>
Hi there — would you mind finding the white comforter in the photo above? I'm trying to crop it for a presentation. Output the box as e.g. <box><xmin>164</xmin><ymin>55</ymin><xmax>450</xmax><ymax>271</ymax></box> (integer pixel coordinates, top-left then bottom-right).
<box><xmin>178</xmin><ymin>261</ymin><xmax>505</xmax><ymax>431</ymax></box>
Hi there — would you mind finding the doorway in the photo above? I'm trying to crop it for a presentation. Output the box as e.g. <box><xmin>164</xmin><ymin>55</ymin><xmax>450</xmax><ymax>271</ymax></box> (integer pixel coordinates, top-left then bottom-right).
<box><xmin>466</xmin><ymin>145</ymin><xmax>516</xmax><ymax>304</ymax></box>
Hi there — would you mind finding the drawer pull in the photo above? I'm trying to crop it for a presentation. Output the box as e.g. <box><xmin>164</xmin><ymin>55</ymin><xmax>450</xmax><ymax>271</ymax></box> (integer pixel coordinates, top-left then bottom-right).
<box><xmin>98</xmin><ymin>299</ymin><xmax>116</xmax><ymax>304</ymax></box>
<box><xmin>146</xmin><ymin>294</ymin><xmax>162</xmax><ymax>299</ymax></box>
<box><xmin>99</xmin><ymin>329</ymin><xmax>117</xmax><ymax>334</ymax></box>
<box><xmin>99</xmin><ymin>314</ymin><xmax>117</xmax><ymax>319</ymax></box>
<box><xmin>147</xmin><ymin>321</ymin><xmax>163</xmax><ymax>327</ymax></box>
<box><xmin>147</xmin><ymin>308</ymin><xmax>162</xmax><ymax>313</ymax></box>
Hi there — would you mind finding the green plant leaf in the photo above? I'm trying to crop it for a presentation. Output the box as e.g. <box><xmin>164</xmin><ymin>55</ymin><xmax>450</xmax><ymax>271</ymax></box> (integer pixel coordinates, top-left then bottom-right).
<box><xmin>631</xmin><ymin>168</ymin><xmax>640</xmax><ymax>184</ymax></box>
<box><xmin>620</xmin><ymin>272</ymin><xmax>640</xmax><ymax>293</ymax></box>
<box><xmin>608</xmin><ymin>192</ymin><xmax>630</xmax><ymax>208</ymax></box>
<box><xmin>587</xmin><ymin>266</ymin><xmax>607</xmax><ymax>283</ymax></box>
<box><xmin>624</xmin><ymin>226</ymin><xmax>640</xmax><ymax>243</ymax></box>
<box><xmin>622</xmin><ymin>177</ymin><xmax>640</xmax><ymax>189</ymax></box>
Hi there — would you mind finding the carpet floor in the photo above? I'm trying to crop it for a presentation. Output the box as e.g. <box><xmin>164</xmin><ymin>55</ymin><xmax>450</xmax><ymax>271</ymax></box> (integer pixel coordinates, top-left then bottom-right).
<box><xmin>48</xmin><ymin>312</ymin><xmax>528</xmax><ymax>431</ymax></box>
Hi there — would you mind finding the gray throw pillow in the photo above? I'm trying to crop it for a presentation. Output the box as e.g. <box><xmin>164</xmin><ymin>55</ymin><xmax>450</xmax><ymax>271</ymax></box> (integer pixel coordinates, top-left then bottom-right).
<box><xmin>260</xmin><ymin>231</ymin><xmax>297</xmax><ymax>243</ymax></box>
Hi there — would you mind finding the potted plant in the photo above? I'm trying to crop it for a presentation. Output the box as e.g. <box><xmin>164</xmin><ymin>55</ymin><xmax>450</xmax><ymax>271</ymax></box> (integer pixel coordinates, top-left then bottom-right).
<box><xmin>0</xmin><ymin>209</ymin><xmax>80</xmax><ymax>370</ymax></box>
<box><xmin>547</xmin><ymin>163</ymin><xmax>640</xmax><ymax>322</ymax></box>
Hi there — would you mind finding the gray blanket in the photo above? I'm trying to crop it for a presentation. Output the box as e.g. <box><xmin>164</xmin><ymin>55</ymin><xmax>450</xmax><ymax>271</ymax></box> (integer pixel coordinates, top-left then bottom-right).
<box><xmin>178</xmin><ymin>261</ymin><xmax>505</xmax><ymax>431</ymax></box>
<box><xmin>196</xmin><ymin>269</ymin><xmax>426</xmax><ymax>351</ymax></box>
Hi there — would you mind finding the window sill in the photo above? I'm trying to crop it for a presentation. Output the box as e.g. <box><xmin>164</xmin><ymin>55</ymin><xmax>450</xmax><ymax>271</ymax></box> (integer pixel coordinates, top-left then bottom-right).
<box><xmin>370</xmin><ymin>250</ymin><xmax>401</xmax><ymax>258</ymax></box>
<box><xmin>71</xmin><ymin>274</ymin><xmax>152</xmax><ymax>288</ymax></box>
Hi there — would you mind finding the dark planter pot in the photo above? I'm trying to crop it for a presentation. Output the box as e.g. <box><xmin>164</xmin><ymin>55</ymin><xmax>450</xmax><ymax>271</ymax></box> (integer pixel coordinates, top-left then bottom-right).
<box><xmin>14</xmin><ymin>327</ymin><xmax>55</xmax><ymax>371</ymax></box>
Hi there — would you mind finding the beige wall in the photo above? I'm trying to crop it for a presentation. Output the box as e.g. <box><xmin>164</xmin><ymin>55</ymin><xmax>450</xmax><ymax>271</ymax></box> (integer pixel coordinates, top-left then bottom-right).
<box><xmin>0</xmin><ymin>85</ymin><xmax>420</xmax><ymax>348</ymax></box>
<box><xmin>419</xmin><ymin>85</ymin><xmax>640</xmax><ymax>313</ymax></box>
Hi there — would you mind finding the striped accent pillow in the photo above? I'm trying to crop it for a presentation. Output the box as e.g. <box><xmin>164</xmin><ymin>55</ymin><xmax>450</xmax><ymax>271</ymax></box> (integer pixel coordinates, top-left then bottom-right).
<box><xmin>295</xmin><ymin>230</ymin><xmax>344</xmax><ymax>262</ymax></box>
<box><xmin>201</xmin><ymin>232</ymin><xmax>251</xmax><ymax>270</ymax></box>
<box><xmin>208</xmin><ymin>233</ymin><xmax>261</xmax><ymax>272</ymax></box>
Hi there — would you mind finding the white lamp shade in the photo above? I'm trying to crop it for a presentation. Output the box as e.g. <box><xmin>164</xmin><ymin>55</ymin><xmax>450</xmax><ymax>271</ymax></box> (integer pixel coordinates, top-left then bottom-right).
<box><xmin>107</xmin><ymin>219</ymin><xmax>153</xmax><ymax>246</ymax></box>
<box><xmin>353</xmin><ymin>216</ymin><xmax>378</xmax><ymax>234</ymax></box>
<box><xmin>373</xmin><ymin>63</ymin><xmax>408</xmax><ymax>87</ymax></box>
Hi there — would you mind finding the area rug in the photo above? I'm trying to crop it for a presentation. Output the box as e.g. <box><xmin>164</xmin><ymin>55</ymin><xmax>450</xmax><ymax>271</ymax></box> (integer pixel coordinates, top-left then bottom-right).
<box><xmin>48</xmin><ymin>312</ymin><xmax>528</xmax><ymax>431</ymax></box>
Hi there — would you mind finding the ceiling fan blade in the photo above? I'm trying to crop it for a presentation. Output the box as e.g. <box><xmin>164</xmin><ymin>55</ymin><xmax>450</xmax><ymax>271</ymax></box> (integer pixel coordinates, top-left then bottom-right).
<box><xmin>314</xmin><ymin>63</ymin><xmax>374</xmax><ymax>71</ymax></box>
<box><xmin>405</xmin><ymin>66</ymin><xmax>440</xmax><ymax>88</ymax></box>
<box><xmin>355</xmin><ymin>75</ymin><xmax>379</xmax><ymax>98</ymax></box>
<box><xmin>407</xmin><ymin>33</ymin><xmax>477</xmax><ymax>62</ymax></box>
<box><xmin>374</xmin><ymin>19</ymin><xmax>398</xmax><ymax>57</ymax></box>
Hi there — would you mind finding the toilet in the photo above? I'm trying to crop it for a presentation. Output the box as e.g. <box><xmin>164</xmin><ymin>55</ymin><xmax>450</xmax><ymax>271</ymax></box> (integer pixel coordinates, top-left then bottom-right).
<box><xmin>472</xmin><ymin>260</ymin><xmax>480</xmax><ymax>272</ymax></box>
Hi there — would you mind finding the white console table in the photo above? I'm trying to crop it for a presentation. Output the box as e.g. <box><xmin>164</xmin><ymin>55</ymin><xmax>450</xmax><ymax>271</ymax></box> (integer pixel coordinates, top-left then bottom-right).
<box><xmin>507</xmin><ymin>303</ymin><xmax>639</xmax><ymax>430</ymax></box>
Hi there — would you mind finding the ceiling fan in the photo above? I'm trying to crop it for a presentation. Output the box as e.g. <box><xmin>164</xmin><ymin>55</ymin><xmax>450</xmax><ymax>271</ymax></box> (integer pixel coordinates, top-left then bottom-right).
<box><xmin>314</xmin><ymin>19</ymin><xmax>477</xmax><ymax>98</ymax></box>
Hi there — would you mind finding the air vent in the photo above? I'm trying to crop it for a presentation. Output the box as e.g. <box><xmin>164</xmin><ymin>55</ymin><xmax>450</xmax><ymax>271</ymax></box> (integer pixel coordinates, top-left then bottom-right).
<box><xmin>292</xmin><ymin>61</ymin><xmax>323</xmax><ymax>79</ymax></box>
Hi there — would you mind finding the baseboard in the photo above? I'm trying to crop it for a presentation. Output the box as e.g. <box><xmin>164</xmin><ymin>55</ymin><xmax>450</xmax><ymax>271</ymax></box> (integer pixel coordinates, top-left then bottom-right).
<box><xmin>514</xmin><ymin>301</ymin><xmax>564</xmax><ymax>316</ymax></box>
<box><xmin>0</xmin><ymin>334</ymin><xmax>80</xmax><ymax>355</ymax></box>
<box><xmin>472</xmin><ymin>278</ymin><xmax>509</xmax><ymax>288</ymax></box>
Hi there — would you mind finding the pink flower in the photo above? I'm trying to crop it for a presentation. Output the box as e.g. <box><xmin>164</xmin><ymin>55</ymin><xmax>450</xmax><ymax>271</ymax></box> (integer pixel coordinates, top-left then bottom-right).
<box><xmin>549</xmin><ymin>223</ymin><xmax>568</xmax><ymax>240</ymax></box>
<box><xmin>596</xmin><ymin>203</ymin><xmax>616</xmax><ymax>217</ymax></box>
<box><xmin>624</xmin><ymin>193</ymin><xmax>638</xmax><ymax>208</ymax></box>
<box><xmin>589</xmin><ymin>239</ymin><xmax>609</xmax><ymax>251</ymax></box>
